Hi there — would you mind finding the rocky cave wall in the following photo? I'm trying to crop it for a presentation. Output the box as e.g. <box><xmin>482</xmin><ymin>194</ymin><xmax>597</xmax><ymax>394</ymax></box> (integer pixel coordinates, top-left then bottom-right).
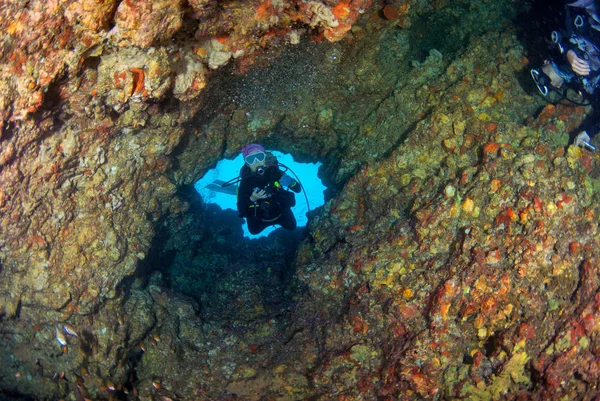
<box><xmin>0</xmin><ymin>0</ymin><xmax>377</xmax><ymax>317</ymax></box>
<box><xmin>2</xmin><ymin>0</ymin><xmax>600</xmax><ymax>400</ymax></box>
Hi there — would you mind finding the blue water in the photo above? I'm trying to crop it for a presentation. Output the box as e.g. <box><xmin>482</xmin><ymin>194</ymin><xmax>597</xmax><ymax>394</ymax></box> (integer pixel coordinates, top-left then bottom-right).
<box><xmin>195</xmin><ymin>151</ymin><xmax>326</xmax><ymax>238</ymax></box>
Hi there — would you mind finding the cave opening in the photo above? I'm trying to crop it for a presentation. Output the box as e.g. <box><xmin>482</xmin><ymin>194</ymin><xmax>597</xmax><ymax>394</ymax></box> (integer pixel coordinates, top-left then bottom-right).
<box><xmin>194</xmin><ymin>150</ymin><xmax>326</xmax><ymax>238</ymax></box>
<box><xmin>178</xmin><ymin>151</ymin><xmax>326</xmax><ymax>323</ymax></box>
<box><xmin>141</xmin><ymin>150</ymin><xmax>328</xmax><ymax>325</ymax></box>
<box><xmin>129</xmin><ymin>32</ymin><xmax>347</xmax><ymax>331</ymax></box>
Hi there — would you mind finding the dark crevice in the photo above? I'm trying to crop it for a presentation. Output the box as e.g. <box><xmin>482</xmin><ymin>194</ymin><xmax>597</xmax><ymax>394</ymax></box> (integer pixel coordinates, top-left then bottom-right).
<box><xmin>483</xmin><ymin>331</ymin><xmax>502</xmax><ymax>357</ymax></box>
<box><xmin>133</xmin><ymin>181</ymin><xmax>309</xmax><ymax>326</ymax></box>
<box><xmin>105</xmin><ymin>0</ymin><xmax>123</xmax><ymax>32</ymax></box>
<box><xmin>0</xmin><ymin>391</ymin><xmax>35</xmax><ymax>401</ymax></box>
<box><xmin>382</xmin><ymin>107</ymin><xmax>435</xmax><ymax>161</ymax></box>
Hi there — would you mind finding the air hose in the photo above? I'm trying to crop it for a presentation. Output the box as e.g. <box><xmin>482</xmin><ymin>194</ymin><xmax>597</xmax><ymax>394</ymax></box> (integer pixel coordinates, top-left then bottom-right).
<box><xmin>221</xmin><ymin>162</ymin><xmax>312</xmax><ymax>214</ymax></box>
<box><xmin>278</xmin><ymin>162</ymin><xmax>311</xmax><ymax>214</ymax></box>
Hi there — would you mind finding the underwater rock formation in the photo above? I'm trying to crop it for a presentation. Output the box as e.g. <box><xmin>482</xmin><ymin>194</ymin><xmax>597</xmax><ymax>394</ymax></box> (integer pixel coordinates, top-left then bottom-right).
<box><xmin>2</xmin><ymin>0</ymin><xmax>600</xmax><ymax>399</ymax></box>
<box><xmin>0</xmin><ymin>0</ymin><xmax>376</xmax><ymax>315</ymax></box>
<box><xmin>0</xmin><ymin>0</ymin><xmax>371</xmax><ymax>122</ymax></box>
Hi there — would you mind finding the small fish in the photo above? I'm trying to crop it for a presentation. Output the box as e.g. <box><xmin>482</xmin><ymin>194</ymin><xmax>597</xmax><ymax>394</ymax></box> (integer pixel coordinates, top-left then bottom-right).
<box><xmin>152</xmin><ymin>334</ymin><xmax>161</xmax><ymax>342</ymax></box>
<box><xmin>76</xmin><ymin>383</ymin><xmax>87</xmax><ymax>394</ymax></box>
<box><xmin>152</xmin><ymin>380</ymin><xmax>161</xmax><ymax>390</ymax></box>
<box><xmin>106</xmin><ymin>379</ymin><xmax>116</xmax><ymax>391</ymax></box>
<box><xmin>140</xmin><ymin>342</ymin><xmax>146</xmax><ymax>352</ymax></box>
<box><xmin>74</xmin><ymin>382</ymin><xmax>89</xmax><ymax>401</ymax></box>
<box><xmin>63</xmin><ymin>323</ymin><xmax>78</xmax><ymax>337</ymax></box>
<box><xmin>56</xmin><ymin>326</ymin><xmax>67</xmax><ymax>346</ymax></box>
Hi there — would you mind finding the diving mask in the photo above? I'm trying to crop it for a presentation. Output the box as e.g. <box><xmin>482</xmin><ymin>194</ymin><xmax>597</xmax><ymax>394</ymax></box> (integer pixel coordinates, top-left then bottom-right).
<box><xmin>245</xmin><ymin>151</ymin><xmax>266</xmax><ymax>165</ymax></box>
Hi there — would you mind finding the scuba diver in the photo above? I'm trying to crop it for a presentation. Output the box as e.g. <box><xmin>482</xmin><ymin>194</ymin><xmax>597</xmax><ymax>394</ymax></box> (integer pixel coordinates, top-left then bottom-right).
<box><xmin>236</xmin><ymin>144</ymin><xmax>302</xmax><ymax>235</ymax></box>
<box><xmin>530</xmin><ymin>0</ymin><xmax>600</xmax><ymax>149</ymax></box>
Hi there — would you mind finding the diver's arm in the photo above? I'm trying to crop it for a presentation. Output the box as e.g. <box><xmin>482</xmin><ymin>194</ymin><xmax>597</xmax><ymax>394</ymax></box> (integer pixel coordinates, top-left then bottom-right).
<box><xmin>556</xmin><ymin>6</ymin><xmax>591</xmax><ymax>74</ymax></box>
<box><xmin>567</xmin><ymin>49</ymin><xmax>591</xmax><ymax>75</ymax></box>
<box><xmin>278</xmin><ymin>173</ymin><xmax>301</xmax><ymax>193</ymax></box>
<box><xmin>574</xmin><ymin>122</ymin><xmax>600</xmax><ymax>149</ymax></box>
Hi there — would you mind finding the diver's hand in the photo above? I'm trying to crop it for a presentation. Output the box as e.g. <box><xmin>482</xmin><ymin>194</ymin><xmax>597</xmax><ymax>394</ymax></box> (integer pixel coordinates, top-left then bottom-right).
<box><xmin>250</xmin><ymin>189</ymin><xmax>268</xmax><ymax>202</ymax></box>
<box><xmin>574</xmin><ymin>130</ymin><xmax>591</xmax><ymax>147</ymax></box>
<box><xmin>567</xmin><ymin>50</ymin><xmax>591</xmax><ymax>76</ymax></box>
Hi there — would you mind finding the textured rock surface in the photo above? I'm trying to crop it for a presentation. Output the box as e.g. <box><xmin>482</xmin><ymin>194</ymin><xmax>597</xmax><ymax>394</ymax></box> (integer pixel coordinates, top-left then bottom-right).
<box><xmin>3</xmin><ymin>0</ymin><xmax>600</xmax><ymax>400</ymax></box>
<box><xmin>0</xmin><ymin>0</ymin><xmax>376</xmax><ymax>316</ymax></box>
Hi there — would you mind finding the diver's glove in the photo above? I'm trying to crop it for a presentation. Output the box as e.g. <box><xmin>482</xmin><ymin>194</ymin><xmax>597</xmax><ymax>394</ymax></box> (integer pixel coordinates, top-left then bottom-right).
<box><xmin>574</xmin><ymin>131</ymin><xmax>591</xmax><ymax>147</ymax></box>
<box><xmin>280</xmin><ymin>174</ymin><xmax>301</xmax><ymax>193</ymax></box>
<box><xmin>250</xmin><ymin>188</ymin><xmax>268</xmax><ymax>202</ymax></box>
<box><xmin>567</xmin><ymin>50</ymin><xmax>591</xmax><ymax>76</ymax></box>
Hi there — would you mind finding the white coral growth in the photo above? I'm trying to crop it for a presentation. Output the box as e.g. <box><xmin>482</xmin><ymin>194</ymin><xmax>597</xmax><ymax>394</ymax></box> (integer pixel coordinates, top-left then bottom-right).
<box><xmin>308</xmin><ymin>1</ymin><xmax>339</xmax><ymax>29</ymax></box>
<box><xmin>206</xmin><ymin>39</ymin><xmax>233</xmax><ymax>70</ymax></box>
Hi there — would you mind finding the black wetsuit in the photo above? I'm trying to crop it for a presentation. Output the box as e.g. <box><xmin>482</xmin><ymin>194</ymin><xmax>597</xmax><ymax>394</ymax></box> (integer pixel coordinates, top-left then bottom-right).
<box><xmin>551</xmin><ymin>4</ymin><xmax>600</xmax><ymax>138</ymax></box>
<box><xmin>236</xmin><ymin>162</ymin><xmax>301</xmax><ymax>235</ymax></box>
